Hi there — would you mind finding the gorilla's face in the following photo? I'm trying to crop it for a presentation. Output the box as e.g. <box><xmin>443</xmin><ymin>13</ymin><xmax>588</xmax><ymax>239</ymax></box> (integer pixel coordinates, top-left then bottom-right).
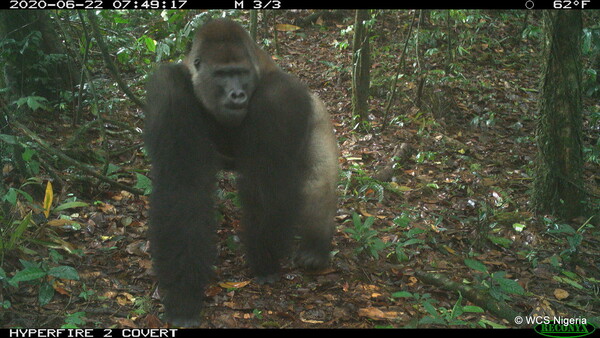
<box><xmin>188</xmin><ymin>42</ymin><xmax>258</xmax><ymax>127</ymax></box>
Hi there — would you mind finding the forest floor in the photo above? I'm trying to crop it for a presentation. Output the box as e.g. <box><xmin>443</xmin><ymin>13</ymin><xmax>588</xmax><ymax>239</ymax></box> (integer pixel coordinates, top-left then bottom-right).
<box><xmin>3</xmin><ymin>11</ymin><xmax>599</xmax><ymax>329</ymax></box>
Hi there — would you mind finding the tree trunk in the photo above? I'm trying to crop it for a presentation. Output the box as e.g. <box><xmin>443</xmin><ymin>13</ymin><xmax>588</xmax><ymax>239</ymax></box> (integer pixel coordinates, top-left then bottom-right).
<box><xmin>0</xmin><ymin>11</ymin><xmax>74</xmax><ymax>101</ymax></box>
<box><xmin>533</xmin><ymin>11</ymin><xmax>585</xmax><ymax>219</ymax></box>
<box><xmin>351</xmin><ymin>10</ymin><xmax>371</xmax><ymax>124</ymax></box>
<box><xmin>249</xmin><ymin>11</ymin><xmax>258</xmax><ymax>41</ymax></box>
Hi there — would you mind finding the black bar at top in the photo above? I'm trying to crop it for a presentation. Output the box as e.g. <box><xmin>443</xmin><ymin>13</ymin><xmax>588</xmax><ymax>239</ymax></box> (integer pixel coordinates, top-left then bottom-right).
<box><xmin>3</xmin><ymin>0</ymin><xmax>599</xmax><ymax>10</ymax></box>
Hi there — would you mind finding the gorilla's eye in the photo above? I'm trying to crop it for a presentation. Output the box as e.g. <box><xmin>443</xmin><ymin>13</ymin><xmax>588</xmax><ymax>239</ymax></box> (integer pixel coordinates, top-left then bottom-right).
<box><xmin>193</xmin><ymin>58</ymin><xmax>201</xmax><ymax>69</ymax></box>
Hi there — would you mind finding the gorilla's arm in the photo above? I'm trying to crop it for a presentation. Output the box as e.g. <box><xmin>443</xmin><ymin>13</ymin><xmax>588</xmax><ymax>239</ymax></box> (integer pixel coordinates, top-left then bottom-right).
<box><xmin>144</xmin><ymin>64</ymin><xmax>217</xmax><ymax>326</ymax></box>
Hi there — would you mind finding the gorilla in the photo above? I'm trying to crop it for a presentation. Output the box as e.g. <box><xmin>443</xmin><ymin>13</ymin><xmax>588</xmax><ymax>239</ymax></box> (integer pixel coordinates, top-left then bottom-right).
<box><xmin>143</xmin><ymin>19</ymin><xmax>338</xmax><ymax>326</ymax></box>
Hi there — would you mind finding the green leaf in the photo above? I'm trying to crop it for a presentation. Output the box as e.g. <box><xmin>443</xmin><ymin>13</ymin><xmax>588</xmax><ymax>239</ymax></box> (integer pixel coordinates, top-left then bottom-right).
<box><xmin>22</xmin><ymin>148</ymin><xmax>36</xmax><ymax>161</ymax></box>
<box><xmin>26</xmin><ymin>96</ymin><xmax>49</xmax><ymax>111</ymax></box>
<box><xmin>488</xmin><ymin>235</ymin><xmax>512</xmax><ymax>248</ymax></box>
<box><xmin>391</xmin><ymin>291</ymin><xmax>414</xmax><ymax>299</ymax></box>
<box><xmin>134</xmin><ymin>173</ymin><xmax>152</xmax><ymax>195</ymax></box>
<box><xmin>3</xmin><ymin>188</ymin><xmax>18</xmax><ymax>205</ymax></box>
<box><xmin>53</xmin><ymin>201</ymin><xmax>89</xmax><ymax>212</ymax></box>
<box><xmin>479</xmin><ymin>318</ymin><xmax>507</xmax><ymax>328</ymax></box>
<box><xmin>363</xmin><ymin>216</ymin><xmax>375</xmax><ymax>228</ymax></box>
<box><xmin>422</xmin><ymin>301</ymin><xmax>439</xmax><ymax>317</ymax></box>
<box><xmin>512</xmin><ymin>223</ymin><xmax>526</xmax><ymax>232</ymax></box>
<box><xmin>144</xmin><ymin>37</ymin><xmax>156</xmax><ymax>52</ymax></box>
<box><xmin>10</xmin><ymin>267</ymin><xmax>46</xmax><ymax>285</ymax></box>
<box><xmin>419</xmin><ymin>316</ymin><xmax>445</xmax><ymax>325</ymax></box>
<box><xmin>393</xmin><ymin>216</ymin><xmax>411</xmax><ymax>228</ymax></box>
<box><xmin>0</xmin><ymin>134</ymin><xmax>18</xmax><ymax>145</ymax></box>
<box><xmin>407</xmin><ymin>228</ymin><xmax>427</xmax><ymax>237</ymax></box>
<box><xmin>39</xmin><ymin>281</ymin><xmax>55</xmax><ymax>306</ymax></box>
<box><xmin>489</xmin><ymin>287</ymin><xmax>507</xmax><ymax>301</ymax></box>
<box><xmin>9</xmin><ymin>213</ymin><xmax>32</xmax><ymax>250</ymax></box>
<box><xmin>561</xmin><ymin>270</ymin><xmax>578</xmax><ymax>279</ymax></box>
<box><xmin>464</xmin><ymin>259</ymin><xmax>488</xmax><ymax>273</ymax></box>
<box><xmin>64</xmin><ymin>312</ymin><xmax>86</xmax><ymax>326</ymax></box>
<box><xmin>495</xmin><ymin>277</ymin><xmax>524</xmax><ymax>295</ymax></box>
<box><xmin>106</xmin><ymin>163</ymin><xmax>120</xmax><ymax>176</ymax></box>
<box><xmin>48</xmin><ymin>266</ymin><xmax>79</xmax><ymax>280</ymax></box>
<box><xmin>462</xmin><ymin>305</ymin><xmax>485</xmax><ymax>313</ymax></box>
<box><xmin>395</xmin><ymin>247</ymin><xmax>409</xmax><ymax>262</ymax></box>
<box><xmin>553</xmin><ymin>276</ymin><xmax>583</xmax><ymax>289</ymax></box>
<box><xmin>19</xmin><ymin>259</ymin><xmax>40</xmax><ymax>269</ymax></box>
<box><xmin>402</xmin><ymin>238</ymin><xmax>425</xmax><ymax>247</ymax></box>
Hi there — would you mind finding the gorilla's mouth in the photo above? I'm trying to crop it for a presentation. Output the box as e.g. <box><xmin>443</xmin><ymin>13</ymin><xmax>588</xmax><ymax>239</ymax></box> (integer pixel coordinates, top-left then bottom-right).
<box><xmin>217</xmin><ymin>107</ymin><xmax>247</xmax><ymax>127</ymax></box>
<box><xmin>224</xmin><ymin>103</ymin><xmax>247</xmax><ymax>110</ymax></box>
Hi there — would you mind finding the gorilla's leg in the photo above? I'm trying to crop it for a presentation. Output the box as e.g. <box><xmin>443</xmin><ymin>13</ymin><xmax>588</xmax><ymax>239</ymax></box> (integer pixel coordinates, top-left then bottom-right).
<box><xmin>237</xmin><ymin>174</ymin><xmax>299</xmax><ymax>283</ymax></box>
<box><xmin>145</xmin><ymin>64</ymin><xmax>218</xmax><ymax>326</ymax></box>
<box><xmin>236</xmin><ymin>141</ymin><xmax>306</xmax><ymax>282</ymax></box>
<box><xmin>236</xmin><ymin>72</ymin><xmax>311</xmax><ymax>282</ymax></box>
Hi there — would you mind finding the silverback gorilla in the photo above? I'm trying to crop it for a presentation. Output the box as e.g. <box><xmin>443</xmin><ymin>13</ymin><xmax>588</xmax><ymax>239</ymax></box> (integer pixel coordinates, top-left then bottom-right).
<box><xmin>144</xmin><ymin>19</ymin><xmax>338</xmax><ymax>326</ymax></box>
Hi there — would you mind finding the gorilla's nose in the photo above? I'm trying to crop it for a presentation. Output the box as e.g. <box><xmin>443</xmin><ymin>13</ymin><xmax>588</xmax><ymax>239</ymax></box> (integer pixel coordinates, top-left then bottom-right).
<box><xmin>228</xmin><ymin>89</ymin><xmax>247</xmax><ymax>108</ymax></box>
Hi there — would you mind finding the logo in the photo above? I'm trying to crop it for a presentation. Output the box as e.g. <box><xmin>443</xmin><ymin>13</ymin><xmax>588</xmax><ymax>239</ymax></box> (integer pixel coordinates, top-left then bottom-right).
<box><xmin>534</xmin><ymin>323</ymin><xmax>596</xmax><ymax>338</ymax></box>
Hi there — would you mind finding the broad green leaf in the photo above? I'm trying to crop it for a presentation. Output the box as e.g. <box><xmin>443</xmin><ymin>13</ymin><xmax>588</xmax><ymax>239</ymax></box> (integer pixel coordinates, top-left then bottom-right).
<box><xmin>464</xmin><ymin>258</ymin><xmax>488</xmax><ymax>273</ymax></box>
<box><xmin>488</xmin><ymin>235</ymin><xmax>512</xmax><ymax>248</ymax></box>
<box><xmin>10</xmin><ymin>267</ymin><xmax>46</xmax><ymax>285</ymax></box>
<box><xmin>0</xmin><ymin>134</ymin><xmax>18</xmax><ymax>144</ymax></box>
<box><xmin>134</xmin><ymin>173</ymin><xmax>152</xmax><ymax>195</ymax></box>
<box><xmin>496</xmin><ymin>277</ymin><xmax>524</xmax><ymax>295</ymax></box>
<box><xmin>144</xmin><ymin>36</ymin><xmax>156</xmax><ymax>52</ymax></box>
<box><xmin>48</xmin><ymin>266</ymin><xmax>79</xmax><ymax>280</ymax></box>
<box><xmin>39</xmin><ymin>282</ymin><xmax>55</xmax><ymax>306</ymax></box>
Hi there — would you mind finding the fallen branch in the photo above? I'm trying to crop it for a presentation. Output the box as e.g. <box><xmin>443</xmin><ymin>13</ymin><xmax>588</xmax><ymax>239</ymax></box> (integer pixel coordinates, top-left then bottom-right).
<box><xmin>12</xmin><ymin>121</ymin><xmax>145</xmax><ymax>196</ymax></box>
<box><xmin>414</xmin><ymin>270</ymin><xmax>522</xmax><ymax>325</ymax></box>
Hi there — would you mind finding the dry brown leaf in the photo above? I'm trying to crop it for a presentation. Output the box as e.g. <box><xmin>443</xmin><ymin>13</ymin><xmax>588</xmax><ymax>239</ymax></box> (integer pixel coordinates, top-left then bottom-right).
<box><xmin>52</xmin><ymin>280</ymin><xmax>70</xmax><ymax>296</ymax></box>
<box><xmin>219</xmin><ymin>280</ymin><xmax>251</xmax><ymax>289</ymax></box>
<box><xmin>143</xmin><ymin>314</ymin><xmax>163</xmax><ymax>328</ymax></box>
<box><xmin>126</xmin><ymin>240</ymin><xmax>148</xmax><ymax>256</ymax></box>
<box><xmin>115</xmin><ymin>318</ymin><xmax>136</xmax><ymax>328</ymax></box>
<box><xmin>358</xmin><ymin>307</ymin><xmax>398</xmax><ymax>320</ymax></box>
<box><xmin>554</xmin><ymin>288</ymin><xmax>569</xmax><ymax>300</ymax></box>
<box><xmin>275</xmin><ymin>23</ymin><xmax>301</xmax><ymax>32</ymax></box>
<box><xmin>205</xmin><ymin>285</ymin><xmax>222</xmax><ymax>297</ymax></box>
<box><xmin>47</xmin><ymin>219</ymin><xmax>77</xmax><ymax>227</ymax></box>
<box><xmin>98</xmin><ymin>202</ymin><xmax>116</xmax><ymax>214</ymax></box>
<box><xmin>116</xmin><ymin>292</ymin><xmax>135</xmax><ymax>306</ymax></box>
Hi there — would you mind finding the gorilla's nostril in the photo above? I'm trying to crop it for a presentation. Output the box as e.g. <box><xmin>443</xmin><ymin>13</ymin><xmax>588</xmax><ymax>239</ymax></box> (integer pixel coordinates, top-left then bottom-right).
<box><xmin>230</xmin><ymin>90</ymin><xmax>247</xmax><ymax>105</ymax></box>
